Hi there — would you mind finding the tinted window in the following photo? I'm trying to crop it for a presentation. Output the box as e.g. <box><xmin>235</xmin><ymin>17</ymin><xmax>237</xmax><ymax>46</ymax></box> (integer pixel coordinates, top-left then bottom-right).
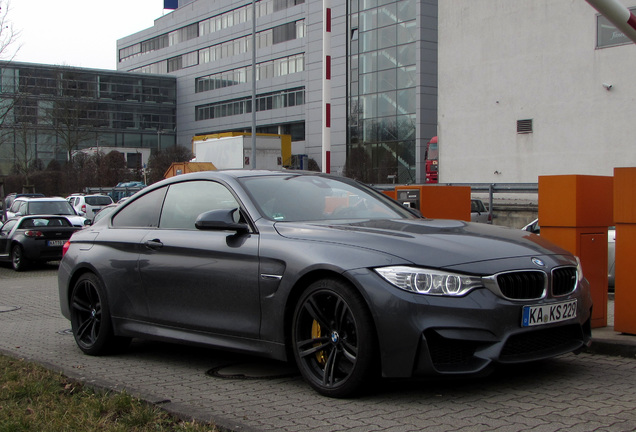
<box><xmin>20</xmin><ymin>217</ymin><xmax>72</xmax><ymax>228</ymax></box>
<box><xmin>85</xmin><ymin>196</ymin><xmax>113</xmax><ymax>206</ymax></box>
<box><xmin>29</xmin><ymin>201</ymin><xmax>76</xmax><ymax>215</ymax></box>
<box><xmin>1</xmin><ymin>220</ymin><xmax>17</xmax><ymax>234</ymax></box>
<box><xmin>112</xmin><ymin>187</ymin><xmax>167</xmax><ymax>228</ymax></box>
<box><xmin>159</xmin><ymin>180</ymin><xmax>239</xmax><ymax>230</ymax></box>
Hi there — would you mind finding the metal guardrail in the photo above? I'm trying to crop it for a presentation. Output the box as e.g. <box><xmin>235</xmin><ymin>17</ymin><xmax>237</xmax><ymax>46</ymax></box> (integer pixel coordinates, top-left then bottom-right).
<box><xmin>447</xmin><ymin>183</ymin><xmax>538</xmax><ymax>221</ymax></box>
<box><xmin>84</xmin><ymin>186</ymin><xmax>145</xmax><ymax>202</ymax></box>
<box><xmin>372</xmin><ymin>183</ymin><xmax>539</xmax><ymax>221</ymax></box>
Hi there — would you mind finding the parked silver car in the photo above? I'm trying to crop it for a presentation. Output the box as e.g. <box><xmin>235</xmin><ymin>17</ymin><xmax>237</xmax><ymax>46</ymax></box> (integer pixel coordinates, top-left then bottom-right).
<box><xmin>6</xmin><ymin>197</ymin><xmax>87</xmax><ymax>227</ymax></box>
<box><xmin>67</xmin><ymin>194</ymin><xmax>114</xmax><ymax>221</ymax></box>
<box><xmin>471</xmin><ymin>199</ymin><xmax>492</xmax><ymax>224</ymax></box>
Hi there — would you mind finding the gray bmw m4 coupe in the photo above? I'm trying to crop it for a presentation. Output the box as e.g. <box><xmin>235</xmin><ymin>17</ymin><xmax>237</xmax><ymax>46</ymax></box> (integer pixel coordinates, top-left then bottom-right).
<box><xmin>58</xmin><ymin>170</ymin><xmax>592</xmax><ymax>397</ymax></box>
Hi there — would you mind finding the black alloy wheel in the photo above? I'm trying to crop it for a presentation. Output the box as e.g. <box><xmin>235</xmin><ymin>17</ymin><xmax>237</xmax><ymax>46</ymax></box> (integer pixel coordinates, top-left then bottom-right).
<box><xmin>11</xmin><ymin>245</ymin><xmax>28</xmax><ymax>272</ymax></box>
<box><xmin>70</xmin><ymin>273</ymin><xmax>129</xmax><ymax>355</ymax></box>
<box><xmin>292</xmin><ymin>278</ymin><xmax>378</xmax><ymax>398</ymax></box>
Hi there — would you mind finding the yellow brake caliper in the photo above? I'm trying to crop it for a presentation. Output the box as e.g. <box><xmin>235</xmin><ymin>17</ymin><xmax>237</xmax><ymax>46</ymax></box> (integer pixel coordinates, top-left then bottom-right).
<box><xmin>312</xmin><ymin>320</ymin><xmax>326</xmax><ymax>366</ymax></box>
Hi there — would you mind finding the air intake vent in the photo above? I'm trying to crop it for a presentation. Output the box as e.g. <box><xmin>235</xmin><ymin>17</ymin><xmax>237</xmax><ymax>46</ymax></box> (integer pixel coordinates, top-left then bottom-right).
<box><xmin>496</xmin><ymin>271</ymin><xmax>545</xmax><ymax>300</ymax></box>
<box><xmin>517</xmin><ymin>119</ymin><xmax>533</xmax><ymax>134</ymax></box>
<box><xmin>552</xmin><ymin>267</ymin><xmax>577</xmax><ymax>296</ymax></box>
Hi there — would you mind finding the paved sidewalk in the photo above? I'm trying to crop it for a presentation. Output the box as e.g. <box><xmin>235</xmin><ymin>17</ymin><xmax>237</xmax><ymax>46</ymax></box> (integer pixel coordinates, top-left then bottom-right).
<box><xmin>587</xmin><ymin>292</ymin><xmax>636</xmax><ymax>358</ymax></box>
<box><xmin>1</xmin><ymin>267</ymin><xmax>636</xmax><ymax>432</ymax></box>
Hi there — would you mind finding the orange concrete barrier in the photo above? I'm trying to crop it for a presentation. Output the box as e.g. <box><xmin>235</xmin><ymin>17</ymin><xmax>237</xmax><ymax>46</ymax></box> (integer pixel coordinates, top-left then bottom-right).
<box><xmin>395</xmin><ymin>185</ymin><xmax>471</xmax><ymax>221</ymax></box>
<box><xmin>613</xmin><ymin>167</ymin><xmax>636</xmax><ymax>334</ymax></box>
<box><xmin>382</xmin><ymin>189</ymin><xmax>397</xmax><ymax>200</ymax></box>
<box><xmin>538</xmin><ymin>175</ymin><xmax>613</xmax><ymax>328</ymax></box>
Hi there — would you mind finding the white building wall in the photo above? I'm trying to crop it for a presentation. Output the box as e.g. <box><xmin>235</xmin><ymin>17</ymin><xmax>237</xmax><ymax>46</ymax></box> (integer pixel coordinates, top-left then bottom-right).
<box><xmin>438</xmin><ymin>0</ymin><xmax>636</xmax><ymax>184</ymax></box>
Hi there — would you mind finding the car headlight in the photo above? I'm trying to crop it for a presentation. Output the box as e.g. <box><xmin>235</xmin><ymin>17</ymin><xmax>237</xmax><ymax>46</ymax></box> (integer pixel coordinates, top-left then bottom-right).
<box><xmin>375</xmin><ymin>266</ymin><xmax>483</xmax><ymax>296</ymax></box>
<box><xmin>575</xmin><ymin>256</ymin><xmax>584</xmax><ymax>282</ymax></box>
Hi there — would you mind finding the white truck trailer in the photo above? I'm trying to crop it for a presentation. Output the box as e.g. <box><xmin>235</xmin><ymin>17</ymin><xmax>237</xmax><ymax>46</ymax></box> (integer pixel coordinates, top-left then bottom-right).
<box><xmin>191</xmin><ymin>133</ymin><xmax>292</xmax><ymax>170</ymax></box>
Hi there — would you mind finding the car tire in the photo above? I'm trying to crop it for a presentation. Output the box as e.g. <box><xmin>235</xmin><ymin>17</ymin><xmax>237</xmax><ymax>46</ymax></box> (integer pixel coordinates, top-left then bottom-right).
<box><xmin>70</xmin><ymin>273</ymin><xmax>130</xmax><ymax>355</ymax></box>
<box><xmin>292</xmin><ymin>278</ymin><xmax>379</xmax><ymax>398</ymax></box>
<box><xmin>11</xmin><ymin>245</ymin><xmax>28</xmax><ymax>271</ymax></box>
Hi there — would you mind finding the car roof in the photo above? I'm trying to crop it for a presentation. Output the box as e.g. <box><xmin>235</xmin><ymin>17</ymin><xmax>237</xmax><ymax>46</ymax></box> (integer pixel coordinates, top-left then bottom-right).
<box><xmin>161</xmin><ymin>169</ymin><xmax>330</xmax><ymax>182</ymax></box>
<box><xmin>15</xmin><ymin>196</ymin><xmax>67</xmax><ymax>202</ymax></box>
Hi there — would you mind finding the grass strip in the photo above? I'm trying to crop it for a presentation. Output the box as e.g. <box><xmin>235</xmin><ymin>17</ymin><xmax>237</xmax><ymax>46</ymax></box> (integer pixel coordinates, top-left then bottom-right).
<box><xmin>0</xmin><ymin>355</ymin><xmax>218</xmax><ymax>432</ymax></box>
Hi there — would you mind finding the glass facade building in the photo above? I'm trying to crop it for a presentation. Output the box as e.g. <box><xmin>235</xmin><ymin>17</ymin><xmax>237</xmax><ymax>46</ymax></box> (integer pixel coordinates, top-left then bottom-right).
<box><xmin>347</xmin><ymin>0</ymin><xmax>419</xmax><ymax>184</ymax></box>
<box><xmin>117</xmin><ymin>0</ymin><xmax>437</xmax><ymax>182</ymax></box>
<box><xmin>0</xmin><ymin>62</ymin><xmax>176</xmax><ymax>175</ymax></box>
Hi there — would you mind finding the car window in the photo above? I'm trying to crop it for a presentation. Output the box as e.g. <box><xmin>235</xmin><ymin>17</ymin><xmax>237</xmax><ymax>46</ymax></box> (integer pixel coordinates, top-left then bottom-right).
<box><xmin>29</xmin><ymin>201</ymin><xmax>76</xmax><ymax>215</ymax></box>
<box><xmin>21</xmin><ymin>217</ymin><xmax>72</xmax><ymax>227</ymax></box>
<box><xmin>471</xmin><ymin>200</ymin><xmax>486</xmax><ymax>213</ymax></box>
<box><xmin>0</xmin><ymin>220</ymin><xmax>17</xmax><ymax>234</ymax></box>
<box><xmin>241</xmin><ymin>175</ymin><xmax>414</xmax><ymax>222</ymax></box>
<box><xmin>85</xmin><ymin>196</ymin><xmax>113</xmax><ymax>206</ymax></box>
<box><xmin>10</xmin><ymin>200</ymin><xmax>22</xmax><ymax>213</ymax></box>
<box><xmin>112</xmin><ymin>187</ymin><xmax>167</xmax><ymax>228</ymax></box>
<box><xmin>159</xmin><ymin>180</ymin><xmax>240</xmax><ymax>230</ymax></box>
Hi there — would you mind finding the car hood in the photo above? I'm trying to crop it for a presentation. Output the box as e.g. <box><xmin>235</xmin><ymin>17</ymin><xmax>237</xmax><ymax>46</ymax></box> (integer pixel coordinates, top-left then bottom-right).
<box><xmin>273</xmin><ymin>219</ymin><xmax>571</xmax><ymax>269</ymax></box>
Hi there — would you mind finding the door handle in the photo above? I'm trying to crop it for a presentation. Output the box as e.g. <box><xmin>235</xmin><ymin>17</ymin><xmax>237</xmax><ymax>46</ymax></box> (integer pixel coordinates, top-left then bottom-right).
<box><xmin>144</xmin><ymin>239</ymin><xmax>163</xmax><ymax>250</ymax></box>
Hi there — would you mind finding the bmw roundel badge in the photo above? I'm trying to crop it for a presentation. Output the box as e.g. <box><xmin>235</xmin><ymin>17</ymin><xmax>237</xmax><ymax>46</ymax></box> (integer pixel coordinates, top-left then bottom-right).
<box><xmin>531</xmin><ymin>257</ymin><xmax>545</xmax><ymax>267</ymax></box>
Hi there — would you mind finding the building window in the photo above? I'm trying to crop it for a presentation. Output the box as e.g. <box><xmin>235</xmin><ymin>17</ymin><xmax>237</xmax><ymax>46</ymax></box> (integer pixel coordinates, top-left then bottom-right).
<box><xmin>195</xmin><ymin>87</ymin><xmax>305</xmax><ymax>121</ymax></box>
<box><xmin>132</xmin><ymin>21</ymin><xmax>305</xmax><ymax>75</ymax></box>
<box><xmin>119</xmin><ymin>0</ymin><xmax>306</xmax><ymax>63</ymax></box>
<box><xmin>597</xmin><ymin>7</ymin><xmax>636</xmax><ymax>48</ymax></box>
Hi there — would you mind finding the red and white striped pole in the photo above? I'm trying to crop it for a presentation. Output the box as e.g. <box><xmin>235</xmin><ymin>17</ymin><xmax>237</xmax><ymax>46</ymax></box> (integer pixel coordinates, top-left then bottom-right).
<box><xmin>585</xmin><ymin>0</ymin><xmax>636</xmax><ymax>44</ymax></box>
<box><xmin>322</xmin><ymin>0</ymin><xmax>332</xmax><ymax>173</ymax></box>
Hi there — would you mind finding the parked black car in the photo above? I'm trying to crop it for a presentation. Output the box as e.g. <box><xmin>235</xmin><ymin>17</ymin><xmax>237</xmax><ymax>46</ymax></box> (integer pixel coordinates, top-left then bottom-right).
<box><xmin>58</xmin><ymin>170</ymin><xmax>593</xmax><ymax>398</ymax></box>
<box><xmin>0</xmin><ymin>215</ymin><xmax>81</xmax><ymax>271</ymax></box>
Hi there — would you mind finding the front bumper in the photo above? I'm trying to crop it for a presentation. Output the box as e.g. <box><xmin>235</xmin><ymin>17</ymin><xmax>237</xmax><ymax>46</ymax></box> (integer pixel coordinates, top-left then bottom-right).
<box><xmin>345</xmin><ymin>268</ymin><xmax>593</xmax><ymax>378</ymax></box>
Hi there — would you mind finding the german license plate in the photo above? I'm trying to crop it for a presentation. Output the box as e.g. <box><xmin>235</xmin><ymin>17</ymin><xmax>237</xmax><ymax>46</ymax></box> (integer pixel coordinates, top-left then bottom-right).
<box><xmin>522</xmin><ymin>300</ymin><xmax>577</xmax><ymax>327</ymax></box>
<box><xmin>48</xmin><ymin>240</ymin><xmax>65</xmax><ymax>247</ymax></box>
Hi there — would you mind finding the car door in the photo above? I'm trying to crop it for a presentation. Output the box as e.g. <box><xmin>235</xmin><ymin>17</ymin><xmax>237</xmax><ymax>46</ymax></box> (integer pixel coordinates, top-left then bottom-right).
<box><xmin>0</xmin><ymin>220</ymin><xmax>17</xmax><ymax>258</ymax></box>
<box><xmin>137</xmin><ymin>179</ymin><xmax>261</xmax><ymax>339</ymax></box>
<box><xmin>102</xmin><ymin>186</ymin><xmax>168</xmax><ymax>321</ymax></box>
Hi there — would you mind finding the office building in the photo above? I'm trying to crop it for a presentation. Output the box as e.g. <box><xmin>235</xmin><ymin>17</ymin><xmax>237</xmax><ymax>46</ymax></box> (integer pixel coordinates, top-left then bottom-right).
<box><xmin>0</xmin><ymin>62</ymin><xmax>176</xmax><ymax>176</ymax></box>
<box><xmin>117</xmin><ymin>0</ymin><xmax>438</xmax><ymax>183</ymax></box>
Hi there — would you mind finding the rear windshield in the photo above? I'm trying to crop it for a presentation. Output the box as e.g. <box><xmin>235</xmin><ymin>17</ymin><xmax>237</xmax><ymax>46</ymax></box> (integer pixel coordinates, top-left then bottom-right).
<box><xmin>85</xmin><ymin>196</ymin><xmax>113</xmax><ymax>206</ymax></box>
<box><xmin>19</xmin><ymin>217</ymin><xmax>72</xmax><ymax>228</ymax></box>
<box><xmin>29</xmin><ymin>201</ymin><xmax>76</xmax><ymax>215</ymax></box>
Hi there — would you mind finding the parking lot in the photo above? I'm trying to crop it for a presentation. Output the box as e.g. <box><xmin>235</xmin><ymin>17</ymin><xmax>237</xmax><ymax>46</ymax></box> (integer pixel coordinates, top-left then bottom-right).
<box><xmin>2</xmin><ymin>264</ymin><xmax>636</xmax><ymax>432</ymax></box>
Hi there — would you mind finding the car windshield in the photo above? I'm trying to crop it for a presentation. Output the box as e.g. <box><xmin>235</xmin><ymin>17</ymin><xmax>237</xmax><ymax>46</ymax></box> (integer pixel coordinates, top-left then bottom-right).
<box><xmin>85</xmin><ymin>196</ymin><xmax>113</xmax><ymax>206</ymax></box>
<box><xmin>28</xmin><ymin>201</ymin><xmax>76</xmax><ymax>216</ymax></box>
<box><xmin>427</xmin><ymin>143</ymin><xmax>438</xmax><ymax>160</ymax></box>
<box><xmin>240</xmin><ymin>174</ymin><xmax>416</xmax><ymax>222</ymax></box>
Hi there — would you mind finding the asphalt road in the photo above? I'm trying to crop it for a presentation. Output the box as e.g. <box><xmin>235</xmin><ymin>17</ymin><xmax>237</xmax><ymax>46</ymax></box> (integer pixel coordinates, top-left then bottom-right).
<box><xmin>1</xmin><ymin>263</ymin><xmax>636</xmax><ymax>432</ymax></box>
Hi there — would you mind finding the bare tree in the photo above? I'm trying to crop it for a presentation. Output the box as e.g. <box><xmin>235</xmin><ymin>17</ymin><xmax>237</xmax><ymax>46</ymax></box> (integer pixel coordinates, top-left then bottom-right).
<box><xmin>0</xmin><ymin>0</ymin><xmax>19</xmax><ymax>60</ymax></box>
<box><xmin>12</xmin><ymin>121</ymin><xmax>37</xmax><ymax>192</ymax></box>
<box><xmin>43</xmin><ymin>68</ymin><xmax>103</xmax><ymax>162</ymax></box>
<box><xmin>0</xmin><ymin>0</ymin><xmax>20</xmax><ymax>126</ymax></box>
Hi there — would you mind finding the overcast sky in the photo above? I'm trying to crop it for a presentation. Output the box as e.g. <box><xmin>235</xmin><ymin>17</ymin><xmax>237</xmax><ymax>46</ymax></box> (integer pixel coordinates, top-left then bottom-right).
<box><xmin>7</xmin><ymin>0</ymin><xmax>169</xmax><ymax>70</ymax></box>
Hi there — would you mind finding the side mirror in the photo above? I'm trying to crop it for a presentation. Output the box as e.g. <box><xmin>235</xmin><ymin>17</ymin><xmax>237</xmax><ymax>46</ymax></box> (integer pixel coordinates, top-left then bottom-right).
<box><xmin>195</xmin><ymin>208</ymin><xmax>249</xmax><ymax>233</ymax></box>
